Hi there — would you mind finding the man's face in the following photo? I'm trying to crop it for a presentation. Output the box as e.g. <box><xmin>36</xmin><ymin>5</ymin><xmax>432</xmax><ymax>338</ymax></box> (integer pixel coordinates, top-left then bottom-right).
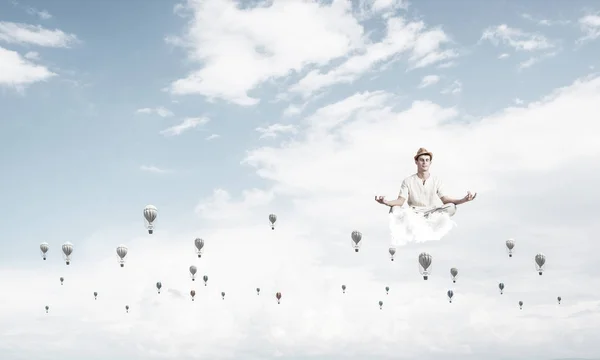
<box><xmin>415</xmin><ymin>155</ymin><xmax>431</xmax><ymax>171</ymax></box>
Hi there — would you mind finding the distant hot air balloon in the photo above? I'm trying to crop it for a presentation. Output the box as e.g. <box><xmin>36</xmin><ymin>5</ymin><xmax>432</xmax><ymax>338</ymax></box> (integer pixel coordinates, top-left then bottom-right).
<box><xmin>506</xmin><ymin>239</ymin><xmax>515</xmax><ymax>257</ymax></box>
<box><xmin>269</xmin><ymin>214</ymin><xmax>277</xmax><ymax>230</ymax></box>
<box><xmin>59</xmin><ymin>277</ymin><xmax>64</xmax><ymax>285</ymax></box>
<box><xmin>221</xmin><ymin>291</ymin><xmax>225</xmax><ymax>300</ymax></box>
<box><xmin>194</xmin><ymin>238</ymin><xmax>205</xmax><ymax>258</ymax></box>
<box><xmin>518</xmin><ymin>301</ymin><xmax>523</xmax><ymax>310</ymax></box>
<box><xmin>125</xmin><ymin>305</ymin><xmax>129</xmax><ymax>313</ymax></box>
<box><xmin>190</xmin><ymin>290</ymin><xmax>196</xmax><ymax>301</ymax></box>
<box><xmin>450</xmin><ymin>268</ymin><xmax>458</xmax><ymax>283</ymax></box>
<box><xmin>93</xmin><ymin>291</ymin><xmax>98</xmax><ymax>300</ymax></box>
<box><xmin>156</xmin><ymin>282</ymin><xmax>162</xmax><ymax>294</ymax></box>
<box><xmin>256</xmin><ymin>287</ymin><xmax>260</xmax><ymax>295</ymax></box>
<box><xmin>143</xmin><ymin>205</ymin><xmax>158</xmax><ymax>234</ymax></box>
<box><xmin>557</xmin><ymin>296</ymin><xmax>562</xmax><ymax>304</ymax></box>
<box><xmin>203</xmin><ymin>275</ymin><xmax>208</xmax><ymax>286</ymax></box>
<box><xmin>189</xmin><ymin>266</ymin><xmax>197</xmax><ymax>281</ymax></box>
<box><xmin>341</xmin><ymin>284</ymin><xmax>346</xmax><ymax>293</ymax></box>
<box><xmin>45</xmin><ymin>305</ymin><xmax>49</xmax><ymax>313</ymax></box>
<box><xmin>385</xmin><ymin>286</ymin><xmax>389</xmax><ymax>295</ymax></box>
<box><xmin>351</xmin><ymin>231</ymin><xmax>362</xmax><ymax>252</ymax></box>
<box><xmin>447</xmin><ymin>290</ymin><xmax>454</xmax><ymax>303</ymax></box>
<box><xmin>276</xmin><ymin>292</ymin><xmax>281</xmax><ymax>304</ymax></box>
<box><xmin>535</xmin><ymin>253</ymin><xmax>546</xmax><ymax>275</ymax></box>
<box><xmin>62</xmin><ymin>242</ymin><xmax>73</xmax><ymax>265</ymax></box>
<box><xmin>40</xmin><ymin>242</ymin><xmax>49</xmax><ymax>260</ymax></box>
<box><xmin>379</xmin><ymin>300</ymin><xmax>383</xmax><ymax>310</ymax></box>
<box><xmin>499</xmin><ymin>282</ymin><xmax>504</xmax><ymax>294</ymax></box>
<box><xmin>389</xmin><ymin>247</ymin><xmax>396</xmax><ymax>261</ymax></box>
<box><xmin>116</xmin><ymin>245</ymin><xmax>128</xmax><ymax>267</ymax></box>
<box><xmin>418</xmin><ymin>252</ymin><xmax>433</xmax><ymax>280</ymax></box>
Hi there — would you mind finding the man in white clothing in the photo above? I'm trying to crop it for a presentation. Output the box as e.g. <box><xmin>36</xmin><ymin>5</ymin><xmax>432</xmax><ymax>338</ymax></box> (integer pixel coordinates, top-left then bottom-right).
<box><xmin>374</xmin><ymin>147</ymin><xmax>476</xmax><ymax>245</ymax></box>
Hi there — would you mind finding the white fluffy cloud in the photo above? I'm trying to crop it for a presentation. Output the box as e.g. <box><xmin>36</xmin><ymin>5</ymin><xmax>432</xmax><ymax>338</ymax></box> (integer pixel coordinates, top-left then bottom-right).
<box><xmin>0</xmin><ymin>21</ymin><xmax>79</xmax><ymax>48</ymax></box>
<box><xmin>577</xmin><ymin>13</ymin><xmax>600</xmax><ymax>44</ymax></box>
<box><xmin>0</xmin><ymin>46</ymin><xmax>55</xmax><ymax>88</ymax></box>
<box><xmin>159</xmin><ymin>116</ymin><xmax>209</xmax><ymax>136</ymax></box>
<box><xmin>480</xmin><ymin>24</ymin><xmax>554</xmax><ymax>51</ymax></box>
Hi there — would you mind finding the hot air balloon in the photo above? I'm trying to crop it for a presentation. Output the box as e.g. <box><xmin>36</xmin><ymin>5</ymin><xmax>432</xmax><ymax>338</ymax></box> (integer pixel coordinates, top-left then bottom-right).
<box><xmin>143</xmin><ymin>205</ymin><xmax>158</xmax><ymax>234</ymax></box>
<box><xmin>45</xmin><ymin>305</ymin><xmax>49</xmax><ymax>313</ymax></box>
<box><xmin>190</xmin><ymin>290</ymin><xmax>196</xmax><ymax>301</ymax></box>
<box><xmin>557</xmin><ymin>296</ymin><xmax>562</xmax><ymax>304</ymax></box>
<box><xmin>450</xmin><ymin>268</ymin><xmax>458</xmax><ymax>283</ymax></box>
<box><xmin>189</xmin><ymin>265</ymin><xmax>197</xmax><ymax>281</ymax></box>
<box><xmin>93</xmin><ymin>291</ymin><xmax>98</xmax><ymax>300</ymax></box>
<box><xmin>418</xmin><ymin>252</ymin><xmax>433</xmax><ymax>280</ymax></box>
<box><xmin>351</xmin><ymin>231</ymin><xmax>362</xmax><ymax>252</ymax></box>
<box><xmin>59</xmin><ymin>277</ymin><xmax>64</xmax><ymax>285</ymax></box>
<box><xmin>256</xmin><ymin>287</ymin><xmax>260</xmax><ymax>295</ymax></box>
<box><xmin>62</xmin><ymin>242</ymin><xmax>73</xmax><ymax>265</ymax></box>
<box><xmin>116</xmin><ymin>245</ymin><xmax>128</xmax><ymax>267</ymax></box>
<box><xmin>506</xmin><ymin>238</ymin><xmax>515</xmax><ymax>257</ymax></box>
<box><xmin>389</xmin><ymin>247</ymin><xmax>396</xmax><ymax>261</ymax></box>
<box><xmin>203</xmin><ymin>275</ymin><xmax>208</xmax><ymax>286</ymax></box>
<box><xmin>40</xmin><ymin>242</ymin><xmax>49</xmax><ymax>260</ymax></box>
<box><xmin>341</xmin><ymin>285</ymin><xmax>346</xmax><ymax>293</ymax></box>
<box><xmin>156</xmin><ymin>282</ymin><xmax>162</xmax><ymax>294</ymax></box>
<box><xmin>447</xmin><ymin>290</ymin><xmax>454</xmax><ymax>303</ymax></box>
<box><xmin>379</xmin><ymin>300</ymin><xmax>383</xmax><ymax>309</ymax></box>
<box><xmin>194</xmin><ymin>238</ymin><xmax>204</xmax><ymax>258</ymax></box>
<box><xmin>518</xmin><ymin>301</ymin><xmax>523</xmax><ymax>310</ymax></box>
<box><xmin>499</xmin><ymin>283</ymin><xmax>504</xmax><ymax>294</ymax></box>
<box><xmin>276</xmin><ymin>292</ymin><xmax>281</xmax><ymax>304</ymax></box>
<box><xmin>269</xmin><ymin>214</ymin><xmax>277</xmax><ymax>230</ymax></box>
<box><xmin>535</xmin><ymin>253</ymin><xmax>546</xmax><ymax>275</ymax></box>
<box><xmin>125</xmin><ymin>305</ymin><xmax>129</xmax><ymax>313</ymax></box>
<box><xmin>221</xmin><ymin>291</ymin><xmax>225</xmax><ymax>300</ymax></box>
<box><xmin>385</xmin><ymin>286</ymin><xmax>389</xmax><ymax>295</ymax></box>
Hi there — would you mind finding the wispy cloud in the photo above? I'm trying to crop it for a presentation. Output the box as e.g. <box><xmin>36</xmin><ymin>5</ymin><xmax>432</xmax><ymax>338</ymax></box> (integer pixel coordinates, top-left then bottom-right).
<box><xmin>418</xmin><ymin>75</ymin><xmax>440</xmax><ymax>88</ymax></box>
<box><xmin>25</xmin><ymin>7</ymin><xmax>52</xmax><ymax>20</ymax></box>
<box><xmin>256</xmin><ymin>124</ymin><xmax>298</xmax><ymax>139</ymax></box>
<box><xmin>441</xmin><ymin>80</ymin><xmax>462</xmax><ymax>95</ymax></box>
<box><xmin>140</xmin><ymin>165</ymin><xmax>171</xmax><ymax>174</ymax></box>
<box><xmin>520</xmin><ymin>13</ymin><xmax>570</xmax><ymax>26</ymax></box>
<box><xmin>577</xmin><ymin>13</ymin><xmax>600</xmax><ymax>44</ymax></box>
<box><xmin>498</xmin><ymin>53</ymin><xmax>510</xmax><ymax>59</ymax></box>
<box><xmin>480</xmin><ymin>24</ymin><xmax>554</xmax><ymax>51</ymax></box>
<box><xmin>135</xmin><ymin>106</ymin><xmax>174</xmax><ymax>117</ymax></box>
<box><xmin>159</xmin><ymin>117</ymin><xmax>209</xmax><ymax>136</ymax></box>
<box><xmin>0</xmin><ymin>47</ymin><xmax>55</xmax><ymax>89</ymax></box>
<box><xmin>0</xmin><ymin>22</ymin><xmax>79</xmax><ymax>48</ymax></box>
<box><xmin>206</xmin><ymin>134</ymin><xmax>220</xmax><ymax>141</ymax></box>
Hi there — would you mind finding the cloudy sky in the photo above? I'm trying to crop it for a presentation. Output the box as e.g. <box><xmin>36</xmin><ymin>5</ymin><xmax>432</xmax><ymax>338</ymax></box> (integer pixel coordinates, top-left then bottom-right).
<box><xmin>1</xmin><ymin>0</ymin><xmax>600</xmax><ymax>359</ymax></box>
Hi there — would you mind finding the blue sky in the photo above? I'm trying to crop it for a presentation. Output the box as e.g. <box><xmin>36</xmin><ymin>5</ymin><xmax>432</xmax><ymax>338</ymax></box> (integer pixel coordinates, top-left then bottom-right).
<box><xmin>1</xmin><ymin>0</ymin><xmax>600</xmax><ymax>359</ymax></box>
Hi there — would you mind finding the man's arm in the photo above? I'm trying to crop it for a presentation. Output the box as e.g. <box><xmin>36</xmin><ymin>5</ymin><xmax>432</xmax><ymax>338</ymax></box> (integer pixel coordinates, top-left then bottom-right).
<box><xmin>385</xmin><ymin>197</ymin><xmax>406</xmax><ymax>207</ymax></box>
<box><xmin>440</xmin><ymin>196</ymin><xmax>467</xmax><ymax>205</ymax></box>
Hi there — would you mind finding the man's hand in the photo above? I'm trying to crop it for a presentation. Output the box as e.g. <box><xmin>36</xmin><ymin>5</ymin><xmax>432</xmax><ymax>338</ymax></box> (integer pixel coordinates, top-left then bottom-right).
<box><xmin>462</xmin><ymin>191</ymin><xmax>477</xmax><ymax>202</ymax></box>
<box><xmin>375</xmin><ymin>196</ymin><xmax>387</xmax><ymax>205</ymax></box>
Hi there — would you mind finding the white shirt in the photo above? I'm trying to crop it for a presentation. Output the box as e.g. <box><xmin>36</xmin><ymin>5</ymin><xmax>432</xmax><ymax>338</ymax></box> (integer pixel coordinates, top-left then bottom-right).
<box><xmin>398</xmin><ymin>173</ymin><xmax>446</xmax><ymax>208</ymax></box>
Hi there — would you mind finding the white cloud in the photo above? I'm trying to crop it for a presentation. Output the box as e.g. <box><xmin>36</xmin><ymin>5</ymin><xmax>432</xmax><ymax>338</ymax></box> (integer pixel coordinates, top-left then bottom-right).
<box><xmin>23</xmin><ymin>51</ymin><xmax>39</xmax><ymax>60</ymax></box>
<box><xmin>480</xmin><ymin>24</ymin><xmax>554</xmax><ymax>51</ymax></box>
<box><xmin>206</xmin><ymin>134</ymin><xmax>220</xmax><ymax>140</ymax></box>
<box><xmin>256</xmin><ymin>123</ymin><xmax>298</xmax><ymax>139</ymax></box>
<box><xmin>0</xmin><ymin>46</ymin><xmax>55</xmax><ymax>88</ymax></box>
<box><xmin>282</xmin><ymin>103</ymin><xmax>306</xmax><ymax>117</ymax></box>
<box><xmin>355</xmin><ymin>0</ymin><xmax>409</xmax><ymax>20</ymax></box>
<box><xmin>3</xmin><ymin>74</ymin><xmax>600</xmax><ymax>359</ymax></box>
<box><xmin>166</xmin><ymin>0</ymin><xmax>366</xmax><ymax>105</ymax></box>
<box><xmin>440</xmin><ymin>80</ymin><xmax>461</xmax><ymax>95</ymax></box>
<box><xmin>520</xmin><ymin>13</ymin><xmax>570</xmax><ymax>26</ymax></box>
<box><xmin>159</xmin><ymin>116</ymin><xmax>209</xmax><ymax>136</ymax></box>
<box><xmin>577</xmin><ymin>13</ymin><xmax>600</xmax><ymax>44</ymax></box>
<box><xmin>498</xmin><ymin>53</ymin><xmax>510</xmax><ymax>59</ymax></box>
<box><xmin>25</xmin><ymin>7</ymin><xmax>52</xmax><ymax>20</ymax></box>
<box><xmin>514</xmin><ymin>98</ymin><xmax>524</xmax><ymax>105</ymax></box>
<box><xmin>418</xmin><ymin>74</ymin><xmax>440</xmax><ymax>88</ymax></box>
<box><xmin>518</xmin><ymin>50</ymin><xmax>559</xmax><ymax>70</ymax></box>
<box><xmin>140</xmin><ymin>165</ymin><xmax>171</xmax><ymax>174</ymax></box>
<box><xmin>135</xmin><ymin>106</ymin><xmax>174</xmax><ymax>117</ymax></box>
<box><xmin>288</xmin><ymin>16</ymin><xmax>457</xmax><ymax>98</ymax></box>
<box><xmin>0</xmin><ymin>21</ymin><xmax>79</xmax><ymax>48</ymax></box>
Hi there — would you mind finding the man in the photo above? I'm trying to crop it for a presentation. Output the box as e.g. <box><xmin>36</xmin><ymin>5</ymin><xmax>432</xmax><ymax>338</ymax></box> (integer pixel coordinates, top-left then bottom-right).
<box><xmin>375</xmin><ymin>147</ymin><xmax>476</xmax><ymax>210</ymax></box>
<box><xmin>375</xmin><ymin>147</ymin><xmax>476</xmax><ymax>245</ymax></box>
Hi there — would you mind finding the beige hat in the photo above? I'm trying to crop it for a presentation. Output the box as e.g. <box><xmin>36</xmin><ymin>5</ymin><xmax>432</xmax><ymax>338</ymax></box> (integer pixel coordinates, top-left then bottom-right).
<box><xmin>414</xmin><ymin>147</ymin><xmax>433</xmax><ymax>160</ymax></box>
